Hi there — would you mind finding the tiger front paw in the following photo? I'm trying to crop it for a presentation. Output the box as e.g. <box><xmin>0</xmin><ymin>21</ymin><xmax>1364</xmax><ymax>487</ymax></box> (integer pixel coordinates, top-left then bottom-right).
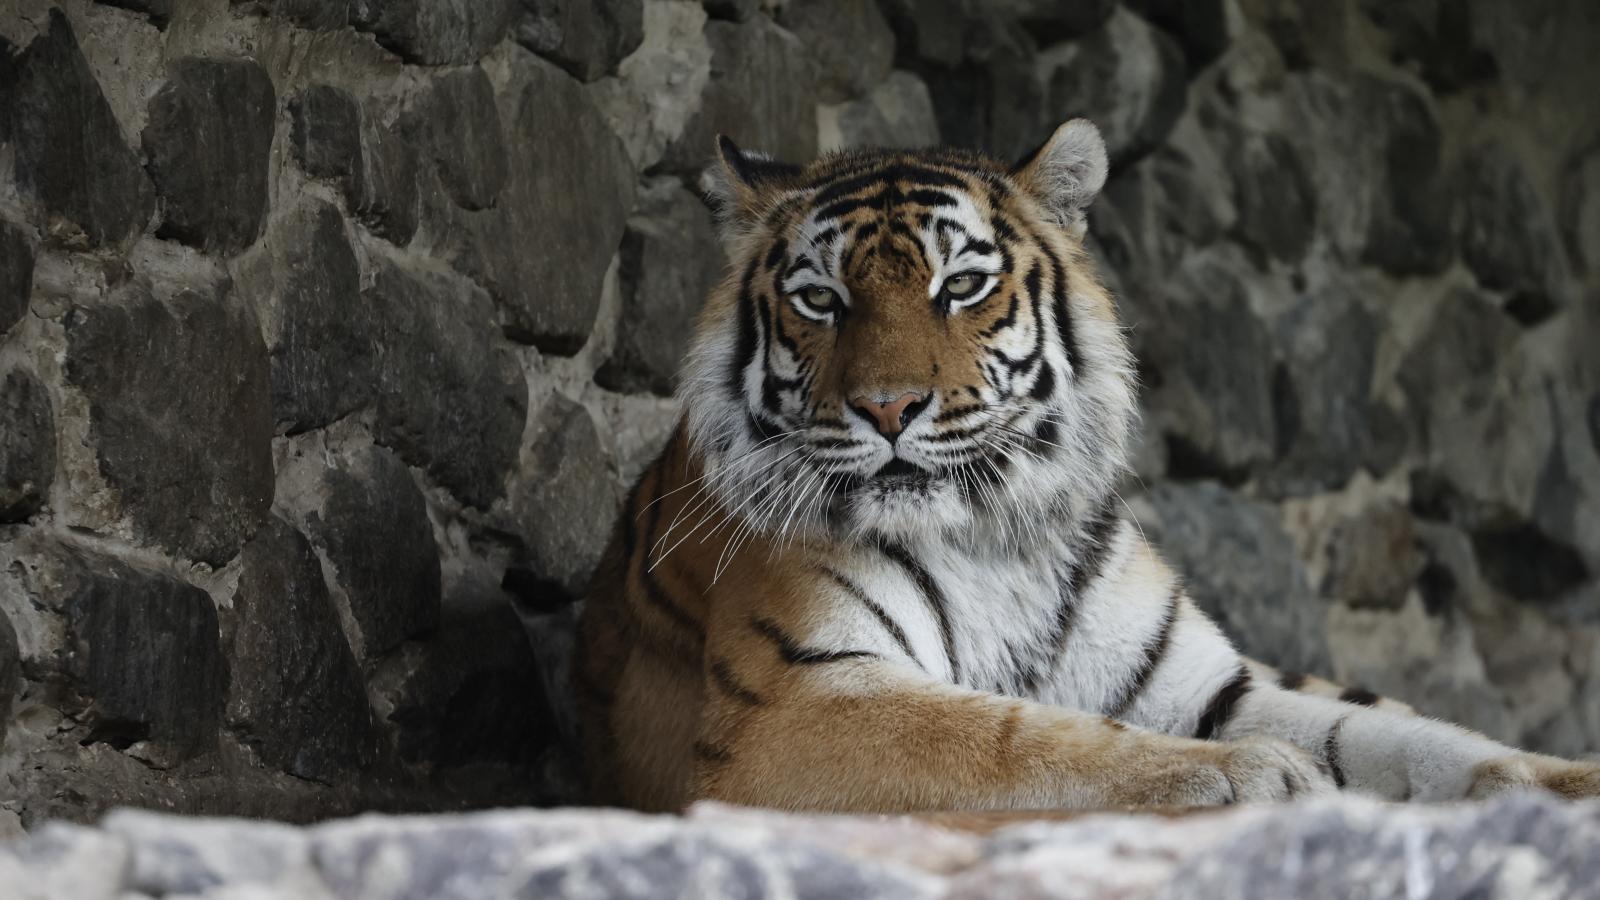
<box><xmin>1131</xmin><ymin>737</ymin><xmax>1337</xmax><ymax>807</ymax></box>
<box><xmin>1468</xmin><ymin>754</ymin><xmax>1600</xmax><ymax>800</ymax></box>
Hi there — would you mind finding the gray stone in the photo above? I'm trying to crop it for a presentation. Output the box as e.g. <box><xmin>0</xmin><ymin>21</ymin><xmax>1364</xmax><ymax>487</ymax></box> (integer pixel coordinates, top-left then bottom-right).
<box><xmin>584</xmin><ymin>0</ymin><xmax>713</xmax><ymax>171</ymax></box>
<box><xmin>19</xmin><ymin>540</ymin><xmax>224</xmax><ymax>762</ymax></box>
<box><xmin>349</xmin><ymin>0</ymin><xmax>514</xmax><ymax>65</ymax></box>
<box><xmin>702</xmin><ymin>0</ymin><xmax>757</xmax><ymax>21</ymax></box>
<box><xmin>350</xmin><ymin>109</ymin><xmax>421</xmax><ymax>246</ymax></box>
<box><xmin>0</xmin><ymin>369</ymin><xmax>55</xmax><ymax>523</ymax></box>
<box><xmin>372</xmin><ymin>600</ymin><xmax>551</xmax><ymax>772</ymax></box>
<box><xmin>96</xmin><ymin>0</ymin><xmax>174</xmax><ymax>27</ymax></box>
<box><xmin>1143</xmin><ymin>481</ymin><xmax>1332</xmax><ymax>675</ymax></box>
<box><xmin>0</xmin><ymin>604</ymin><xmax>17</xmax><ymax>750</ymax></box>
<box><xmin>290</xmin><ymin>84</ymin><xmax>362</xmax><ymax>183</ymax></box>
<box><xmin>922</xmin><ymin>49</ymin><xmax>1047</xmax><ymax>162</ymax></box>
<box><xmin>260</xmin><ymin>198</ymin><xmax>376</xmax><ymax>435</ymax></box>
<box><xmin>11</xmin><ymin>10</ymin><xmax>155</xmax><ymax>250</ymax></box>
<box><xmin>434</xmin><ymin>56</ymin><xmax>633</xmax><ymax>352</ymax></box>
<box><xmin>1589</xmin><ymin>393</ymin><xmax>1600</xmax><ymax>457</ymax></box>
<box><xmin>1266</xmin><ymin>283</ymin><xmax>1381</xmax><ymax>494</ymax></box>
<box><xmin>1126</xmin><ymin>0</ymin><xmax>1229</xmax><ymax>68</ymax></box>
<box><xmin>661</xmin><ymin>17</ymin><xmax>819</xmax><ymax>172</ymax></box>
<box><xmin>1563</xmin><ymin>149</ymin><xmax>1600</xmax><ymax>274</ymax></box>
<box><xmin>63</xmin><ymin>283</ymin><xmax>275</xmax><ymax>566</ymax></box>
<box><xmin>298</xmin><ymin>445</ymin><xmax>441</xmax><ymax>659</ymax></box>
<box><xmin>364</xmin><ymin>258</ymin><xmax>527</xmax><ymax>508</ymax></box>
<box><xmin>1038</xmin><ymin>7</ymin><xmax>1187</xmax><ymax>168</ymax></box>
<box><xmin>420</xmin><ymin>67</ymin><xmax>508</xmax><ymax>211</ymax></box>
<box><xmin>1141</xmin><ymin>252</ymin><xmax>1277</xmax><ymax>482</ymax></box>
<box><xmin>1281</xmin><ymin>71</ymin><xmax>1453</xmax><ymax>276</ymax></box>
<box><xmin>1319</xmin><ymin>501</ymin><xmax>1424</xmax><ymax>610</ymax></box>
<box><xmin>265</xmin><ymin>0</ymin><xmax>349</xmax><ymax>30</ymax></box>
<box><xmin>1228</xmin><ymin>131</ymin><xmax>1314</xmax><ymax>263</ymax></box>
<box><xmin>515</xmin><ymin>0</ymin><xmax>644</xmax><ymax>82</ymax></box>
<box><xmin>780</xmin><ymin>0</ymin><xmax>895</xmax><ymax>103</ymax></box>
<box><xmin>1456</xmin><ymin>141</ymin><xmax>1569</xmax><ymax>324</ymax></box>
<box><xmin>1359</xmin><ymin>0</ymin><xmax>1496</xmax><ymax>92</ymax></box>
<box><xmin>597</xmin><ymin>179</ymin><xmax>721</xmax><ymax>396</ymax></box>
<box><xmin>1242</xmin><ymin>0</ymin><xmax>1350</xmax><ymax>70</ymax></box>
<box><xmin>508</xmin><ymin>395</ymin><xmax>618</xmax><ymax>594</ymax></box>
<box><xmin>143</xmin><ymin>58</ymin><xmax>277</xmax><ymax>255</ymax></box>
<box><xmin>0</xmin><ymin>222</ymin><xmax>33</xmax><ymax>335</ymax></box>
<box><xmin>1003</xmin><ymin>0</ymin><xmax>1117</xmax><ymax>43</ymax></box>
<box><xmin>1097</xmin><ymin>148</ymin><xmax>1226</xmax><ymax>295</ymax></box>
<box><xmin>228</xmin><ymin>516</ymin><xmax>374</xmax><ymax>781</ymax></box>
<box><xmin>819</xmin><ymin>70</ymin><xmax>942</xmax><ymax>151</ymax></box>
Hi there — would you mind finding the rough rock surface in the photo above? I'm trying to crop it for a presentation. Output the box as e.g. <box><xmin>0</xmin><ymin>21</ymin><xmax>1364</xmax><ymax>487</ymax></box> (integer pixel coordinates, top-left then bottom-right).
<box><xmin>0</xmin><ymin>222</ymin><xmax>34</xmax><ymax>335</ymax></box>
<box><xmin>0</xmin><ymin>369</ymin><xmax>55</xmax><ymax>523</ymax></box>
<box><xmin>4</xmin><ymin>795</ymin><xmax>1600</xmax><ymax>899</ymax></box>
<box><xmin>516</xmin><ymin>0</ymin><xmax>644</xmax><ymax>82</ymax></box>
<box><xmin>349</xmin><ymin>0</ymin><xmax>513</xmax><ymax>66</ymax></box>
<box><xmin>506</xmin><ymin>395</ymin><xmax>619</xmax><ymax>595</ymax></box>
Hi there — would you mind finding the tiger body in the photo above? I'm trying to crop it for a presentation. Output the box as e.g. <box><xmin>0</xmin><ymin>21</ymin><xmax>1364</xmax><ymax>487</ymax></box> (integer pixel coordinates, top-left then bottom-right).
<box><xmin>576</xmin><ymin>122</ymin><xmax>1600</xmax><ymax>813</ymax></box>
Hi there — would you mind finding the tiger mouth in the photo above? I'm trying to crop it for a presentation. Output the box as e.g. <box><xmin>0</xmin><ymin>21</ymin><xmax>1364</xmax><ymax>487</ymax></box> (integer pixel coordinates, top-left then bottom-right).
<box><xmin>867</xmin><ymin>458</ymin><xmax>935</xmax><ymax>489</ymax></box>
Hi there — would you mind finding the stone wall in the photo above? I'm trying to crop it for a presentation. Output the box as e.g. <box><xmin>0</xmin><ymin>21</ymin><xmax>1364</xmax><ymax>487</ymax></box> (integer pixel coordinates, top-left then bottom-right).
<box><xmin>0</xmin><ymin>0</ymin><xmax>1596</xmax><ymax>835</ymax></box>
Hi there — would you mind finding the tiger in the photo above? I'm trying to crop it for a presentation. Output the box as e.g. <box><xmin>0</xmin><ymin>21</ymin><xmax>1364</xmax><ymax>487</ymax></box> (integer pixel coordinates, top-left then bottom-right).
<box><xmin>573</xmin><ymin>118</ymin><xmax>1600</xmax><ymax>814</ymax></box>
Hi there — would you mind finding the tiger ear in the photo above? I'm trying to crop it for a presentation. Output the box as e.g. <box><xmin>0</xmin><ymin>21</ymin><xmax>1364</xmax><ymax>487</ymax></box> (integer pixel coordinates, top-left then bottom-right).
<box><xmin>1010</xmin><ymin>119</ymin><xmax>1109</xmax><ymax>240</ymax></box>
<box><xmin>699</xmin><ymin>135</ymin><xmax>801</xmax><ymax>242</ymax></box>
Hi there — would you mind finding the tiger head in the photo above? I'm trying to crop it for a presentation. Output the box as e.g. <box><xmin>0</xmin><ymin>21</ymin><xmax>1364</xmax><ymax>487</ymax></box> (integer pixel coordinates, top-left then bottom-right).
<box><xmin>681</xmin><ymin>119</ymin><xmax>1137</xmax><ymax>547</ymax></box>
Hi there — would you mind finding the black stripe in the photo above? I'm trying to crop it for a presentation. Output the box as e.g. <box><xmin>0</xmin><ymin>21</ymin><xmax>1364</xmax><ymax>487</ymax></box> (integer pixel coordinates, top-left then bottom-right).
<box><xmin>823</xmin><ymin>568</ymin><xmax>922</xmax><ymax>668</ymax></box>
<box><xmin>751</xmin><ymin>616</ymin><xmax>876</xmax><ymax>666</ymax></box>
<box><xmin>906</xmin><ymin>188</ymin><xmax>958</xmax><ymax>207</ymax></box>
<box><xmin>1195</xmin><ymin>666</ymin><xmax>1253</xmax><ymax>740</ymax></box>
<box><xmin>812</xmin><ymin>164</ymin><xmax>968</xmax><ymax>204</ymax></box>
<box><xmin>1339</xmin><ymin>686</ymin><xmax>1379</xmax><ymax>707</ymax></box>
<box><xmin>1278</xmin><ymin>671</ymin><xmax>1308</xmax><ymax>691</ymax></box>
<box><xmin>763</xmin><ymin>236</ymin><xmax>788</xmax><ymax>270</ymax></box>
<box><xmin>710</xmin><ymin>659</ymin><xmax>764</xmax><ymax>706</ymax></box>
<box><xmin>1324</xmin><ymin>717</ymin><xmax>1349</xmax><ymax>788</ymax></box>
<box><xmin>1066</xmin><ymin>503</ymin><xmax>1122</xmax><ymax>596</ymax></box>
<box><xmin>881</xmin><ymin>543</ymin><xmax>961</xmax><ymax>683</ymax></box>
<box><xmin>1027</xmin><ymin>362</ymin><xmax>1055</xmax><ymax>400</ymax></box>
<box><xmin>693</xmin><ymin>740</ymin><xmax>732</xmax><ymax>763</ymax></box>
<box><xmin>815</xmin><ymin>194</ymin><xmax>882</xmax><ymax>221</ymax></box>
<box><xmin>1105</xmin><ymin>593</ymin><xmax>1180</xmax><ymax>718</ymax></box>
<box><xmin>633</xmin><ymin>471</ymin><xmax>705</xmax><ymax>640</ymax></box>
<box><xmin>725</xmin><ymin>256</ymin><xmax>760</xmax><ymax>397</ymax></box>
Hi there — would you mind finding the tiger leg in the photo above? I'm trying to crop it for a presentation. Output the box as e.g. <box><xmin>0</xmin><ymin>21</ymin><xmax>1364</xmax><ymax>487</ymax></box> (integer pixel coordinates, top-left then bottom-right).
<box><xmin>692</xmin><ymin>651</ymin><xmax>1333</xmax><ymax>812</ymax></box>
<box><xmin>1242</xmin><ymin>658</ymin><xmax>1416</xmax><ymax>716</ymax></box>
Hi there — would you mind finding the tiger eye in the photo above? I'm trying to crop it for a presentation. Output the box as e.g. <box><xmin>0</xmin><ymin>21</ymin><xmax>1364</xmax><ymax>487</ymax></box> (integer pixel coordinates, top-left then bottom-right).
<box><xmin>944</xmin><ymin>273</ymin><xmax>982</xmax><ymax>297</ymax></box>
<box><xmin>801</xmin><ymin>285</ymin><xmax>839</xmax><ymax>312</ymax></box>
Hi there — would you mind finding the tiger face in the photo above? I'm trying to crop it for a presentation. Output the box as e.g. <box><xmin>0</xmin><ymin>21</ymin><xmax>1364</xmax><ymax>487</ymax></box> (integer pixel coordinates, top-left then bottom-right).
<box><xmin>682</xmin><ymin>120</ymin><xmax>1137</xmax><ymax>547</ymax></box>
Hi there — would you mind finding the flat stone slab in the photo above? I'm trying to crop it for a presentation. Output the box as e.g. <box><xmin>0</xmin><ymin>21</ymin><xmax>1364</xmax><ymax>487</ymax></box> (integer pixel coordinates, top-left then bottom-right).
<box><xmin>2</xmin><ymin>794</ymin><xmax>1598</xmax><ymax>899</ymax></box>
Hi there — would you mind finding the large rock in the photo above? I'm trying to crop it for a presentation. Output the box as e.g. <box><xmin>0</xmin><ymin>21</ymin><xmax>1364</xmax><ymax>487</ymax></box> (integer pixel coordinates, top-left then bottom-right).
<box><xmin>0</xmin><ymin>604</ymin><xmax>17</xmax><ymax>751</ymax></box>
<box><xmin>10</xmin><ymin>10</ymin><xmax>155</xmax><ymax>249</ymax></box>
<box><xmin>142</xmin><ymin>58</ymin><xmax>276</xmax><ymax>255</ymax></box>
<box><xmin>1037</xmin><ymin>7</ymin><xmax>1188</xmax><ymax>168</ymax></box>
<box><xmin>1265</xmin><ymin>281</ymin><xmax>1383</xmax><ymax>494</ymax></box>
<box><xmin>0</xmin><ymin>221</ymin><xmax>34</xmax><ymax>335</ymax></box>
<box><xmin>227</xmin><ymin>516</ymin><xmax>375</xmax><ymax>781</ymax></box>
<box><xmin>1282</xmin><ymin>71</ymin><xmax>1453</xmax><ymax>276</ymax></box>
<box><xmin>661</xmin><ymin>16</ymin><xmax>819</xmax><ymax>171</ymax></box>
<box><xmin>97</xmin><ymin>0</ymin><xmax>173</xmax><ymax>27</ymax></box>
<box><xmin>293</xmin><ymin>445</ymin><xmax>442</xmax><ymax>660</ymax></box>
<box><xmin>4</xmin><ymin>539</ymin><xmax>225</xmax><ymax>764</ymax></box>
<box><xmin>418</xmin><ymin>67</ymin><xmax>507</xmax><ymax>212</ymax></box>
<box><xmin>1318</xmin><ymin>501</ymin><xmax>1424</xmax><ymax>610</ymax></box>
<box><xmin>63</xmin><ymin>283</ymin><xmax>275</xmax><ymax>566</ymax></box>
<box><xmin>371</xmin><ymin>599</ymin><xmax>550</xmax><ymax>771</ymax></box>
<box><xmin>515</xmin><ymin>0</ymin><xmax>645</xmax><ymax>82</ymax></box>
<box><xmin>288</xmin><ymin>84</ymin><xmax>362</xmax><ymax>184</ymax></box>
<box><xmin>585</xmin><ymin>0</ymin><xmax>713</xmax><ymax>170</ymax></box>
<box><xmin>257</xmin><ymin>198</ymin><xmax>376</xmax><ymax>435</ymax></box>
<box><xmin>1563</xmin><ymin>148</ymin><xmax>1600</xmax><ymax>274</ymax></box>
<box><xmin>1125</xmin><ymin>0</ymin><xmax>1229</xmax><ymax>69</ymax></box>
<box><xmin>364</xmin><ymin>258</ymin><xmax>527</xmax><ymax>508</ymax></box>
<box><xmin>349</xmin><ymin>0</ymin><xmax>514</xmax><ymax>65</ymax></box>
<box><xmin>597</xmin><ymin>179</ymin><xmax>721</xmax><ymax>396</ymax></box>
<box><xmin>818</xmin><ymin>70</ymin><xmax>942</xmax><ymax>152</ymax></box>
<box><xmin>1141</xmin><ymin>481</ymin><xmax>1332</xmax><ymax>675</ymax></box>
<box><xmin>780</xmin><ymin>0</ymin><xmax>895</xmax><ymax>103</ymax></box>
<box><xmin>434</xmin><ymin>56</ymin><xmax>633</xmax><ymax>352</ymax></box>
<box><xmin>1455</xmin><ymin>140</ymin><xmax>1571</xmax><ymax>324</ymax></box>
<box><xmin>1227</xmin><ymin>130</ymin><xmax>1314</xmax><ymax>263</ymax></box>
<box><xmin>1359</xmin><ymin>0</ymin><xmax>1497</xmax><ymax>92</ymax></box>
<box><xmin>350</xmin><ymin>107</ymin><xmax>421</xmax><ymax>246</ymax></box>
<box><xmin>0</xmin><ymin>369</ymin><xmax>56</xmax><ymax>523</ymax></box>
<box><xmin>1140</xmin><ymin>251</ymin><xmax>1277</xmax><ymax>482</ymax></box>
<box><xmin>506</xmin><ymin>395</ymin><xmax>618</xmax><ymax>594</ymax></box>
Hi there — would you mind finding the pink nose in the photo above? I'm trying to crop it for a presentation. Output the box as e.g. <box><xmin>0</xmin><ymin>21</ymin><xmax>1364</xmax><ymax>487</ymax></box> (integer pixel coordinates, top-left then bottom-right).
<box><xmin>850</xmin><ymin>392</ymin><xmax>927</xmax><ymax>438</ymax></box>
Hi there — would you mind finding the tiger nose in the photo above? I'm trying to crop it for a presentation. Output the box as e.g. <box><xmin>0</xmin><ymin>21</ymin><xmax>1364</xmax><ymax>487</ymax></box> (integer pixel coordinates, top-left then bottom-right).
<box><xmin>850</xmin><ymin>392</ymin><xmax>930</xmax><ymax>439</ymax></box>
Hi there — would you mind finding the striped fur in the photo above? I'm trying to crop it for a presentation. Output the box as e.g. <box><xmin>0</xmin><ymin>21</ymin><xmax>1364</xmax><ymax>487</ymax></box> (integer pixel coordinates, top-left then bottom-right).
<box><xmin>575</xmin><ymin>121</ymin><xmax>1600</xmax><ymax>813</ymax></box>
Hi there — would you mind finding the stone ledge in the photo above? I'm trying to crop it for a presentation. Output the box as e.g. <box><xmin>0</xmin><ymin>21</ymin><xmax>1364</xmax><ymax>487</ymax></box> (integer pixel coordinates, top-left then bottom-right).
<box><xmin>3</xmin><ymin>794</ymin><xmax>1597</xmax><ymax>899</ymax></box>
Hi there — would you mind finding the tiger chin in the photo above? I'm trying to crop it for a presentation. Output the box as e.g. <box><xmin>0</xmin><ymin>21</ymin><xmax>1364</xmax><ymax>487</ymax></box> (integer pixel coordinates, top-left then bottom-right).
<box><xmin>574</xmin><ymin>119</ymin><xmax>1600</xmax><ymax>815</ymax></box>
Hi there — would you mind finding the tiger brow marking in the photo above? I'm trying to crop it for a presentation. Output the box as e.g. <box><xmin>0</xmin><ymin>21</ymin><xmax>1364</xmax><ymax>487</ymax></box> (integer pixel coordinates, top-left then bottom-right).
<box><xmin>750</xmin><ymin>616</ymin><xmax>878</xmax><ymax>666</ymax></box>
<box><xmin>1195</xmin><ymin>666</ymin><xmax>1254</xmax><ymax>740</ymax></box>
<box><xmin>880</xmin><ymin>543</ymin><xmax>961</xmax><ymax>683</ymax></box>
<box><xmin>1104</xmin><ymin>590</ymin><xmax>1180</xmax><ymax>718</ymax></box>
<box><xmin>710</xmin><ymin>659</ymin><xmax>765</xmax><ymax>706</ymax></box>
<box><xmin>822</xmin><ymin>567</ymin><xmax>923</xmax><ymax>669</ymax></box>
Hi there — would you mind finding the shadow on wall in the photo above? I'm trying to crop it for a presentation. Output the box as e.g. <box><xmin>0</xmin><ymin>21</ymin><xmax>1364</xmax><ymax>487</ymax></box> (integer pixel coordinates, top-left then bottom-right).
<box><xmin>0</xmin><ymin>0</ymin><xmax>1598</xmax><ymax>832</ymax></box>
